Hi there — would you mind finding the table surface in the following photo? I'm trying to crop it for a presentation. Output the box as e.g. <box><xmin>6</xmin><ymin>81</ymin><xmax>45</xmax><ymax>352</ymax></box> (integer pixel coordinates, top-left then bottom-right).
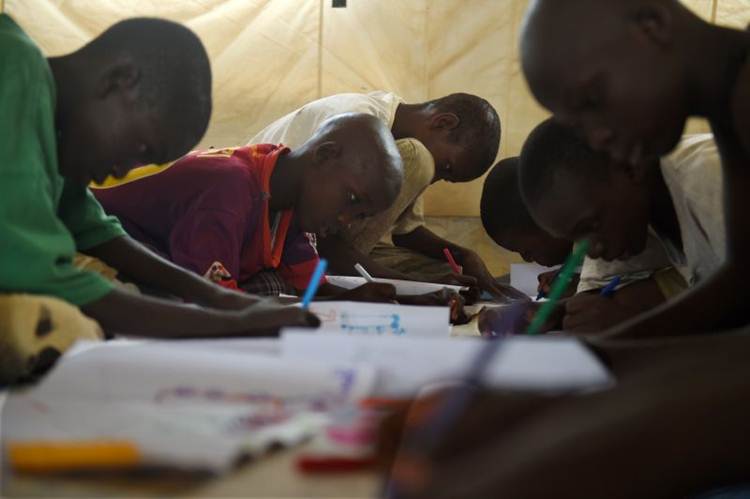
<box><xmin>3</xmin><ymin>444</ymin><xmax>380</xmax><ymax>498</ymax></box>
<box><xmin>2</xmin><ymin>307</ymin><xmax>491</xmax><ymax>498</ymax></box>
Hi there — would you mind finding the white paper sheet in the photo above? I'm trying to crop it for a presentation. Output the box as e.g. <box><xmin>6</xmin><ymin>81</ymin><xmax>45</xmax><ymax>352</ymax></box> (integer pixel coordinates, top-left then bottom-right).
<box><xmin>308</xmin><ymin>301</ymin><xmax>450</xmax><ymax>337</ymax></box>
<box><xmin>2</xmin><ymin>340</ymin><xmax>375</xmax><ymax>472</ymax></box>
<box><xmin>282</xmin><ymin>331</ymin><xmax>614</xmax><ymax>397</ymax></box>
<box><xmin>326</xmin><ymin>275</ymin><xmax>465</xmax><ymax>295</ymax></box>
<box><xmin>510</xmin><ymin>263</ymin><xmax>560</xmax><ymax>298</ymax></box>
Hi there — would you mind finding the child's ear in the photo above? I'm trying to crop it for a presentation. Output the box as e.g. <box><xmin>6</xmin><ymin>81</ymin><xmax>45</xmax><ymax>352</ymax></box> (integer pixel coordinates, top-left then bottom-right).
<box><xmin>630</xmin><ymin>3</ymin><xmax>673</xmax><ymax>47</ymax></box>
<box><xmin>429</xmin><ymin>112</ymin><xmax>460</xmax><ymax>131</ymax></box>
<box><xmin>313</xmin><ymin>141</ymin><xmax>342</xmax><ymax>165</ymax></box>
<box><xmin>97</xmin><ymin>55</ymin><xmax>140</xmax><ymax>99</ymax></box>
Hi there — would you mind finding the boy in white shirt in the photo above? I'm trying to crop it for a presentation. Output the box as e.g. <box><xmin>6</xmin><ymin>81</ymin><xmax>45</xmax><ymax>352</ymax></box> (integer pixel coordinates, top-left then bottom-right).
<box><xmin>250</xmin><ymin>91</ymin><xmax>525</xmax><ymax>300</ymax></box>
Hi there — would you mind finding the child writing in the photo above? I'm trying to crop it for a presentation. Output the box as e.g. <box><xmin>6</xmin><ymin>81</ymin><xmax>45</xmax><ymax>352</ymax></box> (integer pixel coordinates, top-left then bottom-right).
<box><xmin>94</xmin><ymin>113</ymin><xmax>408</xmax><ymax>302</ymax></box>
<box><xmin>0</xmin><ymin>14</ymin><xmax>317</xmax><ymax>341</ymax></box>
<box><xmin>520</xmin><ymin>0</ymin><xmax>750</xmax><ymax>337</ymax></box>
<box><xmin>518</xmin><ymin>120</ymin><xmax>721</xmax><ymax>335</ymax></box>
<box><xmin>249</xmin><ymin>91</ymin><xmax>526</xmax><ymax>301</ymax></box>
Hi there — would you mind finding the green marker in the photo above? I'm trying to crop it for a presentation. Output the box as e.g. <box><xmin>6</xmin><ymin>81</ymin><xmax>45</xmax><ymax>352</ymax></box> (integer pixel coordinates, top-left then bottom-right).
<box><xmin>526</xmin><ymin>240</ymin><xmax>589</xmax><ymax>335</ymax></box>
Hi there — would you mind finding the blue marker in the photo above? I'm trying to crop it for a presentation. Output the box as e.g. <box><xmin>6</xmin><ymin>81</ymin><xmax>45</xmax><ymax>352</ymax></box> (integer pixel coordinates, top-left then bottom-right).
<box><xmin>301</xmin><ymin>258</ymin><xmax>328</xmax><ymax>309</ymax></box>
<box><xmin>599</xmin><ymin>275</ymin><xmax>621</xmax><ymax>297</ymax></box>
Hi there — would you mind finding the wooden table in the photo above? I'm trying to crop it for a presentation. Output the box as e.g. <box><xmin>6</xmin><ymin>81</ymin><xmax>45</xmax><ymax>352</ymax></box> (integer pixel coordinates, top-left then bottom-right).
<box><xmin>3</xmin><ymin>444</ymin><xmax>379</xmax><ymax>498</ymax></box>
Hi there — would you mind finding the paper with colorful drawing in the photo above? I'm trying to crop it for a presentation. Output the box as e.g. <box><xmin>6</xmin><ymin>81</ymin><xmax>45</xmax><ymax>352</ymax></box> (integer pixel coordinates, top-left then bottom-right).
<box><xmin>281</xmin><ymin>331</ymin><xmax>614</xmax><ymax>397</ymax></box>
<box><xmin>326</xmin><ymin>275</ymin><xmax>465</xmax><ymax>295</ymax></box>
<box><xmin>308</xmin><ymin>301</ymin><xmax>451</xmax><ymax>337</ymax></box>
<box><xmin>3</xmin><ymin>340</ymin><xmax>375</xmax><ymax>472</ymax></box>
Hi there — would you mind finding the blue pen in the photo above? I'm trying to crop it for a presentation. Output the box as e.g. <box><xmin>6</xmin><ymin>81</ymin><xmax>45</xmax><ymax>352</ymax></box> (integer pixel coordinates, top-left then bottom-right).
<box><xmin>301</xmin><ymin>259</ymin><xmax>328</xmax><ymax>309</ymax></box>
<box><xmin>599</xmin><ymin>276</ymin><xmax>621</xmax><ymax>297</ymax></box>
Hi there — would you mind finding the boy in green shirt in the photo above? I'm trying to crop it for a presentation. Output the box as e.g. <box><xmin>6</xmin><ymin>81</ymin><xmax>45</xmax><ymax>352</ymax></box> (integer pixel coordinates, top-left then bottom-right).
<box><xmin>0</xmin><ymin>14</ymin><xmax>318</xmax><ymax>338</ymax></box>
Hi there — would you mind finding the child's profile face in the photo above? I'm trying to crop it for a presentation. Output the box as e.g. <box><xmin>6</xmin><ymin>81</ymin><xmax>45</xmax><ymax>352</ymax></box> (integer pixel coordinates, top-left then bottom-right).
<box><xmin>296</xmin><ymin>155</ymin><xmax>396</xmax><ymax>236</ymax></box>
<box><xmin>426</xmin><ymin>139</ymin><xmax>481</xmax><ymax>183</ymax></box>
<box><xmin>524</xmin><ymin>18</ymin><xmax>688</xmax><ymax>167</ymax></box>
<box><xmin>529</xmin><ymin>165</ymin><xmax>651</xmax><ymax>262</ymax></box>
<box><xmin>494</xmin><ymin>229</ymin><xmax>572</xmax><ymax>267</ymax></box>
<box><xmin>57</xmin><ymin>91</ymin><xmax>182</xmax><ymax>186</ymax></box>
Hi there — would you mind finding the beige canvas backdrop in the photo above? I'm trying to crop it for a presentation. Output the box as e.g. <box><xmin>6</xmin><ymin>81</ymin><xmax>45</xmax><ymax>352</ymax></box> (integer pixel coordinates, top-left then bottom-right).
<box><xmin>8</xmin><ymin>0</ymin><xmax>749</xmax><ymax>216</ymax></box>
<box><xmin>5</xmin><ymin>0</ymin><xmax>749</xmax><ymax>273</ymax></box>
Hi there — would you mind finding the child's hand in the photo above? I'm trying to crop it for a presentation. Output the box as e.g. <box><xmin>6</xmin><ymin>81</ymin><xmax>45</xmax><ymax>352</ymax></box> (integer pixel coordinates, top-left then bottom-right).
<box><xmin>397</xmin><ymin>289</ymin><xmax>468</xmax><ymax>323</ymax></box>
<box><xmin>434</xmin><ymin>272</ymin><xmax>478</xmax><ymax>288</ymax></box>
<box><xmin>460</xmin><ymin>251</ymin><xmax>528</xmax><ymax>303</ymax></box>
<box><xmin>537</xmin><ymin>271</ymin><xmax>579</xmax><ymax>298</ymax></box>
<box><xmin>377</xmin><ymin>386</ymin><xmax>563</xmax><ymax>497</ymax></box>
<box><xmin>563</xmin><ymin>293</ymin><xmax>622</xmax><ymax>333</ymax></box>
<box><xmin>478</xmin><ymin>302</ymin><xmax>538</xmax><ymax>336</ymax></box>
<box><xmin>235</xmin><ymin>300</ymin><xmax>320</xmax><ymax>336</ymax></box>
<box><xmin>564</xmin><ymin>284</ymin><xmax>657</xmax><ymax>334</ymax></box>
<box><xmin>338</xmin><ymin>282</ymin><xmax>398</xmax><ymax>303</ymax></box>
<box><xmin>536</xmin><ymin>270</ymin><xmax>554</xmax><ymax>296</ymax></box>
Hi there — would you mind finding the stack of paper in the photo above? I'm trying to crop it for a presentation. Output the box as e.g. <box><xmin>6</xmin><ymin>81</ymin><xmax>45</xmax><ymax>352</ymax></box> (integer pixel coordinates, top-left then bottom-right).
<box><xmin>281</xmin><ymin>331</ymin><xmax>614</xmax><ymax>397</ymax></box>
<box><xmin>3</xmin><ymin>340</ymin><xmax>374</xmax><ymax>472</ymax></box>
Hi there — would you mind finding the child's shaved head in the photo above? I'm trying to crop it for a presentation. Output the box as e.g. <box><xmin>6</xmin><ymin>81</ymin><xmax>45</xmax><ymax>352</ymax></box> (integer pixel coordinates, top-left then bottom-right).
<box><xmin>521</xmin><ymin>0</ymin><xmax>697</xmax><ymax>165</ymax></box>
<box><xmin>312</xmin><ymin>112</ymin><xmax>403</xmax><ymax>206</ymax></box>
<box><xmin>51</xmin><ymin>18</ymin><xmax>212</xmax><ymax>185</ymax></box>
<box><xmin>83</xmin><ymin>18</ymin><xmax>212</xmax><ymax>157</ymax></box>
<box><xmin>295</xmin><ymin>113</ymin><xmax>403</xmax><ymax>235</ymax></box>
<box><xmin>481</xmin><ymin>157</ymin><xmax>572</xmax><ymax>266</ymax></box>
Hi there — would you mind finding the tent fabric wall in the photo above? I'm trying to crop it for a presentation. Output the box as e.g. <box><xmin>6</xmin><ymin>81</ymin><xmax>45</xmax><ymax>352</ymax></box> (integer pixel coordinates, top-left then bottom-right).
<box><xmin>6</xmin><ymin>0</ymin><xmax>749</xmax><ymax>217</ymax></box>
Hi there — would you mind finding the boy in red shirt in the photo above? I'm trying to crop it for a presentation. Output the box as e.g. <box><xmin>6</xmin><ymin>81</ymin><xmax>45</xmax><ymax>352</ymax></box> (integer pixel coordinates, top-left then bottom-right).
<box><xmin>95</xmin><ymin>113</ymin><xmax>405</xmax><ymax>300</ymax></box>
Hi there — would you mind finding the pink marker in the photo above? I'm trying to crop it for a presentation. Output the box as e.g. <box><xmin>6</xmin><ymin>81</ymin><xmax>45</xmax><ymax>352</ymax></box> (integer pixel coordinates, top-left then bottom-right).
<box><xmin>443</xmin><ymin>248</ymin><xmax>462</xmax><ymax>274</ymax></box>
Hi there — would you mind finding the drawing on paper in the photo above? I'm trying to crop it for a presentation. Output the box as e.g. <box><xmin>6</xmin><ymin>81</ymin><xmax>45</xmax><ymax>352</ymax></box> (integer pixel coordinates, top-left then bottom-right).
<box><xmin>339</xmin><ymin>312</ymin><xmax>406</xmax><ymax>336</ymax></box>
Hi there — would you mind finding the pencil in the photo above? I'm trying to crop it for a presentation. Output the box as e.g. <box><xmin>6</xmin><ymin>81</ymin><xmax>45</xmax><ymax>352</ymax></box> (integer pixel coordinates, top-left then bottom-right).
<box><xmin>354</xmin><ymin>262</ymin><xmax>375</xmax><ymax>282</ymax></box>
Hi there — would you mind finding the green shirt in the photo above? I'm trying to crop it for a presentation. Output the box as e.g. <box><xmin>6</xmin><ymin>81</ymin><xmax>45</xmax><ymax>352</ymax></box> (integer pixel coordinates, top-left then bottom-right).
<box><xmin>0</xmin><ymin>14</ymin><xmax>125</xmax><ymax>306</ymax></box>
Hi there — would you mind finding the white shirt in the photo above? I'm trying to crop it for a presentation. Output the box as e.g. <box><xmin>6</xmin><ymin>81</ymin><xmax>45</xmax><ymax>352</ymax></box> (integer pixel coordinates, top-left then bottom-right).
<box><xmin>247</xmin><ymin>91</ymin><xmax>433</xmax><ymax>250</ymax></box>
<box><xmin>578</xmin><ymin>133</ymin><xmax>724</xmax><ymax>292</ymax></box>
<box><xmin>247</xmin><ymin>91</ymin><xmax>403</xmax><ymax>148</ymax></box>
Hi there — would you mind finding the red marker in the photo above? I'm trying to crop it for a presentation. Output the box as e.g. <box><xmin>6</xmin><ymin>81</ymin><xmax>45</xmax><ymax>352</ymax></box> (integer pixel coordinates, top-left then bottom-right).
<box><xmin>443</xmin><ymin>248</ymin><xmax>462</xmax><ymax>274</ymax></box>
<box><xmin>296</xmin><ymin>455</ymin><xmax>377</xmax><ymax>473</ymax></box>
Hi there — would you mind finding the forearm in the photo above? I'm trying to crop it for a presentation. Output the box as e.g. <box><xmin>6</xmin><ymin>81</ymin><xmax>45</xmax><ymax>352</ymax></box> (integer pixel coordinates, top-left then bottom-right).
<box><xmin>480</xmin><ymin>352</ymin><xmax>750</xmax><ymax>498</ymax></box>
<box><xmin>392</xmin><ymin>226</ymin><xmax>464</xmax><ymax>261</ymax></box>
<box><xmin>610</xmin><ymin>277</ymin><xmax>666</xmax><ymax>312</ymax></box>
<box><xmin>80</xmin><ymin>287</ymin><xmax>242</xmax><ymax>339</ymax></box>
<box><xmin>609</xmin><ymin>264</ymin><xmax>745</xmax><ymax>338</ymax></box>
<box><xmin>317</xmin><ymin>282</ymin><xmax>348</xmax><ymax>298</ymax></box>
<box><xmin>84</xmin><ymin>236</ymin><xmax>257</xmax><ymax>306</ymax></box>
<box><xmin>317</xmin><ymin>234</ymin><xmax>412</xmax><ymax>280</ymax></box>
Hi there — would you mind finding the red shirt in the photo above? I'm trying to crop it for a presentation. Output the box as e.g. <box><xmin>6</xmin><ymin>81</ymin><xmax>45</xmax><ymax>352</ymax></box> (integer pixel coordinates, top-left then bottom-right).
<box><xmin>93</xmin><ymin>145</ymin><xmax>320</xmax><ymax>291</ymax></box>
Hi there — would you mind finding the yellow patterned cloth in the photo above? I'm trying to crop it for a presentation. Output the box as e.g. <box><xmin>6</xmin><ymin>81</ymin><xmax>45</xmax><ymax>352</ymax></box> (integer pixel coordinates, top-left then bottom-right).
<box><xmin>0</xmin><ymin>294</ymin><xmax>103</xmax><ymax>384</ymax></box>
